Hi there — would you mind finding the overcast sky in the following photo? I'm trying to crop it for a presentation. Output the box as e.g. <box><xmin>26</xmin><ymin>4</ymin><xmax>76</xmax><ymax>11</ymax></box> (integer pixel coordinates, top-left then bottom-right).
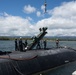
<box><xmin>0</xmin><ymin>0</ymin><xmax>76</xmax><ymax>36</ymax></box>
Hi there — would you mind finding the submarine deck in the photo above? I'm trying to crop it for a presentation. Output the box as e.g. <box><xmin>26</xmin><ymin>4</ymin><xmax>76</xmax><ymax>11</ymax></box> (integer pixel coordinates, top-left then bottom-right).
<box><xmin>0</xmin><ymin>47</ymin><xmax>75</xmax><ymax>61</ymax></box>
<box><xmin>0</xmin><ymin>47</ymin><xmax>76</xmax><ymax>75</ymax></box>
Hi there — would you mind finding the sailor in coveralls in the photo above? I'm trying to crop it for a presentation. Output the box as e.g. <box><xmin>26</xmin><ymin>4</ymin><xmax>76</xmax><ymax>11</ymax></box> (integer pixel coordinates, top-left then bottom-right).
<box><xmin>19</xmin><ymin>37</ymin><xmax>23</xmax><ymax>51</ymax></box>
<box><xmin>15</xmin><ymin>39</ymin><xmax>18</xmax><ymax>51</ymax></box>
<box><xmin>56</xmin><ymin>39</ymin><xmax>59</xmax><ymax>48</ymax></box>
<box><xmin>43</xmin><ymin>40</ymin><xmax>47</xmax><ymax>49</ymax></box>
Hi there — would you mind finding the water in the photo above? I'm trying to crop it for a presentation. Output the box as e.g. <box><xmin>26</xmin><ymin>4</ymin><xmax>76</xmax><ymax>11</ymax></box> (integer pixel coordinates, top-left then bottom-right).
<box><xmin>44</xmin><ymin>61</ymin><xmax>76</xmax><ymax>75</ymax></box>
<box><xmin>0</xmin><ymin>40</ymin><xmax>76</xmax><ymax>75</ymax></box>
<box><xmin>0</xmin><ymin>40</ymin><xmax>15</xmax><ymax>51</ymax></box>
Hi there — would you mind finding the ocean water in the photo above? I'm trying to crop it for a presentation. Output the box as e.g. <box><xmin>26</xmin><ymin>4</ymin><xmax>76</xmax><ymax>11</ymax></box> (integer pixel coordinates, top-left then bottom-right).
<box><xmin>0</xmin><ymin>40</ymin><xmax>76</xmax><ymax>75</ymax></box>
<box><xmin>44</xmin><ymin>61</ymin><xmax>76</xmax><ymax>75</ymax></box>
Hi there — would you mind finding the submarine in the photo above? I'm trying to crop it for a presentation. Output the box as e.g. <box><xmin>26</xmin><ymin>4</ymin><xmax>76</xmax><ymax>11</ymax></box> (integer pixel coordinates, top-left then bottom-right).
<box><xmin>0</xmin><ymin>27</ymin><xmax>76</xmax><ymax>75</ymax></box>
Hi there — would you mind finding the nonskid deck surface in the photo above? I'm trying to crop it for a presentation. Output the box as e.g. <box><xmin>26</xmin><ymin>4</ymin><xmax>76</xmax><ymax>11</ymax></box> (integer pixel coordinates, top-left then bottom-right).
<box><xmin>0</xmin><ymin>47</ymin><xmax>75</xmax><ymax>61</ymax></box>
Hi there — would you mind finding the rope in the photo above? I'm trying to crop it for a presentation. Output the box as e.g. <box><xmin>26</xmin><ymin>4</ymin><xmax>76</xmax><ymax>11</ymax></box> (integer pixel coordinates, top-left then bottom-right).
<box><xmin>11</xmin><ymin>62</ymin><xmax>25</xmax><ymax>75</ymax></box>
<box><xmin>0</xmin><ymin>53</ymin><xmax>38</xmax><ymax>75</ymax></box>
<box><xmin>8</xmin><ymin>54</ymin><xmax>26</xmax><ymax>75</ymax></box>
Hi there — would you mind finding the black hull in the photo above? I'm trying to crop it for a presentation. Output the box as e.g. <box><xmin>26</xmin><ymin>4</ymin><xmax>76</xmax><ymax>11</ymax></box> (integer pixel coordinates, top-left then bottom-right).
<box><xmin>0</xmin><ymin>48</ymin><xmax>76</xmax><ymax>75</ymax></box>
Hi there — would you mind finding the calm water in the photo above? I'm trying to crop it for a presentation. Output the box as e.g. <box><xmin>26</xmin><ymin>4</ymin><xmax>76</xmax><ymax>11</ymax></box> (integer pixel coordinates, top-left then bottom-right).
<box><xmin>0</xmin><ymin>40</ymin><xmax>76</xmax><ymax>75</ymax></box>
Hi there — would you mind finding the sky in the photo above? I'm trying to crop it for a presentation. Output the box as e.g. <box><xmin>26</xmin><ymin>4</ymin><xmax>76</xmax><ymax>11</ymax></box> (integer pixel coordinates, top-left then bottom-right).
<box><xmin>0</xmin><ymin>0</ymin><xmax>76</xmax><ymax>36</ymax></box>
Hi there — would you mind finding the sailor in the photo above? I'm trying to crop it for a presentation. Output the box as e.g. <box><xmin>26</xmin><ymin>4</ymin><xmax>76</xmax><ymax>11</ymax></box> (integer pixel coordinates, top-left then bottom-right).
<box><xmin>34</xmin><ymin>36</ymin><xmax>37</xmax><ymax>41</ymax></box>
<box><xmin>56</xmin><ymin>39</ymin><xmax>59</xmax><ymax>48</ymax></box>
<box><xmin>15</xmin><ymin>39</ymin><xmax>18</xmax><ymax>51</ymax></box>
<box><xmin>36</xmin><ymin>41</ymin><xmax>41</xmax><ymax>49</ymax></box>
<box><xmin>43</xmin><ymin>40</ymin><xmax>47</xmax><ymax>49</ymax></box>
<box><xmin>19</xmin><ymin>37</ymin><xmax>23</xmax><ymax>51</ymax></box>
<box><xmin>25</xmin><ymin>40</ymin><xmax>28</xmax><ymax>47</ymax></box>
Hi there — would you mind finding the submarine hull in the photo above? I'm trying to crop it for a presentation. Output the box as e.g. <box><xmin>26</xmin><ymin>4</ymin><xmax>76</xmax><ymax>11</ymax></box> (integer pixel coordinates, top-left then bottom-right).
<box><xmin>0</xmin><ymin>48</ymin><xmax>76</xmax><ymax>75</ymax></box>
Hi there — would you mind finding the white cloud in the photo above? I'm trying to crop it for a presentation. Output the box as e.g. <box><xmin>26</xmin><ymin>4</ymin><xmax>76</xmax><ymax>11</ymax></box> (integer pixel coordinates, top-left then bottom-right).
<box><xmin>35</xmin><ymin>2</ymin><xmax>76</xmax><ymax>36</ymax></box>
<box><xmin>50</xmin><ymin>2</ymin><xmax>76</xmax><ymax>18</ymax></box>
<box><xmin>36</xmin><ymin>11</ymin><xmax>41</xmax><ymax>17</ymax></box>
<box><xmin>0</xmin><ymin>12</ymin><xmax>10</xmax><ymax>17</ymax></box>
<box><xmin>26</xmin><ymin>17</ymin><xmax>33</xmax><ymax>21</ymax></box>
<box><xmin>23</xmin><ymin>4</ymin><xmax>44</xmax><ymax>18</ymax></box>
<box><xmin>41</xmin><ymin>5</ymin><xmax>45</xmax><ymax>13</ymax></box>
<box><xmin>23</xmin><ymin>5</ymin><xmax>36</xmax><ymax>14</ymax></box>
<box><xmin>0</xmin><ymin>12</ymin><xmax>36</xmax><ymax>36</ymax></box>
<box><xmin>36</xmin><ymin>5</ymin><xmax>45</xmax><ymax>17</ymax></box>
<box><xmin>0</xmin><ymin>1</ymin><xmax>76</xmax><ymax>36</ymax></box>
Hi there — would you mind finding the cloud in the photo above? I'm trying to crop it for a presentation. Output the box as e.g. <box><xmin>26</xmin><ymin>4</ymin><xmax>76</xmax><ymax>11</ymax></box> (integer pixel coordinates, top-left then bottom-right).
<box><xmin>26</xmin><ymin>17</ymin><xmax>33</xmax><ymax>21</ymax></box>
<box><xmin>23</xmin><ymin>5</ymin><xmax>36</xmax><ymax>14</ymax></box>
<box><xmin>36</xmin><ymin>11</ymin><xmax>41</xmax><ymax>17</ymax></box>
<box><xmin>36</xmin><ymin>5</ymin><xmax>45</xmax><ymax>17</ymax></box>
<box><xmin>0</xmin><ymin>12</ymin><xmax>36</xmax><ymax>36</ymax></box>
<box><xmin>0</xmin><ymin>12</ymin><xmax>10</xmax><ymax>17</ymax></box>
<box><xmin>23</xmin><ymin>4</ymin><xmax>44</xmax><ymax>18</ymax></box>
<box><xmin>50</xmin><ymin>2</ymin><xmax>76</xmax><ymax>18</ymax></box>
<box><xmin>35</xmin><ymin>2</ymin><xmax>76</xmax><ymax>36</ymax></box>
<box><xmin>0</xmin><ymin>1</ymin><xmax>76</xmax><ymax>36</ymax></box>
<box><xmin>41</xmin><ymin>5</ymin><xmax>45</xmax><ymax>13</ymax></box>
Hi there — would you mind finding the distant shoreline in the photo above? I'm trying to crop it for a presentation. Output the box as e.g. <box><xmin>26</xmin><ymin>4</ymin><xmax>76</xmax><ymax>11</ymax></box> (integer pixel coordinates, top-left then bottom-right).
<box><xmin>0</xmin><ymin>36</ymin><xmax>76</xmax><ymax>41</ymax></box>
